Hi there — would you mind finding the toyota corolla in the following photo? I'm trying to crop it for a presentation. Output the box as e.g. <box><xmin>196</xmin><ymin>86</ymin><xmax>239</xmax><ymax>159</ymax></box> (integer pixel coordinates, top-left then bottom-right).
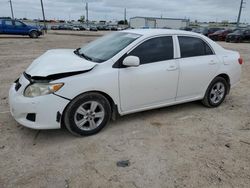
<box><xmin>9</xmin><ymin>29</ymin><xmax>242</xmax><ymax>136</ymax></box>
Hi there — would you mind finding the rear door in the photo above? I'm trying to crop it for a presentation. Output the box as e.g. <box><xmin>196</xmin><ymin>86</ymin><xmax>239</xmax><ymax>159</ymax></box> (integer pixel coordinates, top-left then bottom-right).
<box><xmin>3</xmin><ymin>20</ymin><xmax>15</xmax><ymax>34</ymax></box>
<box><xmin>176</xmin><ymin>36</ymin><xmax>219</xmax><ymax>101</ymax></box>
<box><xmin>119</xmin><ymin>36</ymin><xmax>179</xmax><ymax>112</ymax></box>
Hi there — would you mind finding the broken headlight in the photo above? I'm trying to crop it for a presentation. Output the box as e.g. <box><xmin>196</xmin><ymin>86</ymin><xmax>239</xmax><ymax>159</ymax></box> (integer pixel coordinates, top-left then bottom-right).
<box><xmin>24</xmin><ymin>83</ymin><xmax>64</xmax><ymax>98</ymax></box>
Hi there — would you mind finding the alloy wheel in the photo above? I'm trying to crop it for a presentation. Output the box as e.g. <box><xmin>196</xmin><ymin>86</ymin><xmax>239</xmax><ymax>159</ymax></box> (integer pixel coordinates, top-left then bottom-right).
<box><xmin>74</xmin><ymin>101</ymin><xmax>105</xmax><ymax>131</ymax></box>
<box><xmin>209</xmin><ymin>82</ymin><xmax>225</xmax><ymax>104</ymax></box>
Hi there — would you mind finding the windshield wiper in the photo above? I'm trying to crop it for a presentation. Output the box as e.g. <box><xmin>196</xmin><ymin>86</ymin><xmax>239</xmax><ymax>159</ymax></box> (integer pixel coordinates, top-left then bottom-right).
<box><xmin>74</xmin><ymin>48</ymin><xmax>93</xmax><ymax>61</ymax></box>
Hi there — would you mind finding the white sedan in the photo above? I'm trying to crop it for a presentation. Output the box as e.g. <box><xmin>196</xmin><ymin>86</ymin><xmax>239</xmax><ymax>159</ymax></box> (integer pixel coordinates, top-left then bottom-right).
<box><xmin>9</xmin><ymin>29</ymin><xmax>242</xmax><ymax>136</ymax></box>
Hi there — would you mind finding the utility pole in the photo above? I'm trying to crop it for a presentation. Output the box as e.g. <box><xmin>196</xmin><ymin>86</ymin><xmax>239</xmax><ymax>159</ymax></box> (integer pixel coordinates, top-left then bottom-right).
<box><xmin>124</xmin><ymin>8</ymin><xmax>127</xmax><ymax>25</ymax></box>
<box><xmin>86</xmin><ymin>2</ymin><xmax>89</xmax><ymax>26</ymax></box>
<box><xmin>236</xmin><ymin>0</ymin><xmax>246</xmax><ymax>28</ymax></box>
<box><xmin>9</xmin><ymin>0</ymin><xmax>14</xmax><ymax>19</ymax></box>
<box><xmin>40</xmin><ymin>0</ymin><xmax>47</xmax><ymax>33</ymax></box>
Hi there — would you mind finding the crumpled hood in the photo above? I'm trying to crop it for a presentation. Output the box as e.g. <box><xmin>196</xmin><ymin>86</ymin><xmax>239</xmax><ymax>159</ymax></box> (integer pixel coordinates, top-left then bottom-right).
<box><xmin>26</xmin><ymin>49</ymin><xmax>97</xmax><ymax>77</ymax></box>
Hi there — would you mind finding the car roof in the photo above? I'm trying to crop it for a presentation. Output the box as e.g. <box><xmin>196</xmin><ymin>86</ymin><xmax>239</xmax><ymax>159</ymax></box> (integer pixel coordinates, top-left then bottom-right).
<box><xmin>121</xmin><ymin>29</ymin><xmax>226</xmax><ymax>53</ymax></box>
<box><xmin>121</xmin><ymin>29</ymin><xmax>201</xmax><ymax>37</ymax></box>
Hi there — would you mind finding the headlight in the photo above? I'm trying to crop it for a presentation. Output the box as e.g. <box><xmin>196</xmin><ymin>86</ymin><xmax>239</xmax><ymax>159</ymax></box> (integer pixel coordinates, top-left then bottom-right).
<box><xmin>24</xmin><ymin>83</ymin><xmax>64</xmax><ymax>97</ymax></box>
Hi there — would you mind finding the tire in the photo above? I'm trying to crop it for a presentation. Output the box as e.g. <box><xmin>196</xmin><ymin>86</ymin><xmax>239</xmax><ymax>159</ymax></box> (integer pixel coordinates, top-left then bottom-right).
<box><xmin>29</xmin><ymin>31</ymin><xmax>39</xmax><ymax>38</ymax></box>
<box><xmin>234</xmin><ymin>38</ymin><xmax>240</xmax><ymax>43</ymax></box>
<box><xmin>63</xmin><ymin>92</ymin><xmax>111</xmax><ymax>136</ymax></box>
<box><xmin>202</xmin><ymin>77</ymin><xmax>229</xmax><ymax>108</ymax></box>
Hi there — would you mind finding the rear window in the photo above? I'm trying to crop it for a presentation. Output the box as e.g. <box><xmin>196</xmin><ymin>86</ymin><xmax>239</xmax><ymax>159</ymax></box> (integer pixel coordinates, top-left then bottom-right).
<box><xmin>233</xmin><ymin>30</ymin><xmax>243</xmax><ymax>35</ymax></box>
<box><xmin>178</xmin><ymin>36</ymin><xmax>214</xmax><ymax>58</ymax></box>
<box><xmin>214</xmin><ymin>30</ymin><xmax>225</xmax><ymax>34</ymax></box>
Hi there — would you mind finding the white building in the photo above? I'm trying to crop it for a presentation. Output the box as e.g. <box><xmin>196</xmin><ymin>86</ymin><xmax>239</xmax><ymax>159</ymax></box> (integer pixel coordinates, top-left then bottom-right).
<box><xmin>130</xmin><ymin>16</ymin><xmax>189</xmax><ymax>29</ymax></box>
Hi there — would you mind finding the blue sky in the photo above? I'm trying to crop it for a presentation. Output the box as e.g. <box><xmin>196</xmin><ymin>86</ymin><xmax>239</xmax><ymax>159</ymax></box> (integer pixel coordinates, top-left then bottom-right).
<box><xmin>0</xmin><ymin>0</ymin><xmax>249</xmax><ymax>23</ymax></box>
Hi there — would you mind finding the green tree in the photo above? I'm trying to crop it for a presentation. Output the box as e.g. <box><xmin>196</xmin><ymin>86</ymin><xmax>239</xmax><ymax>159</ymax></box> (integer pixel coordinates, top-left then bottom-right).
<box><xmin>118</xmin><ymin>20</ymin><xmax>128</xmax><ymax>25</ymax></box>
<box><xmin>78</xmin><ymin>15</ymin><xmax>85</xmax><ymax>23</ymax></box>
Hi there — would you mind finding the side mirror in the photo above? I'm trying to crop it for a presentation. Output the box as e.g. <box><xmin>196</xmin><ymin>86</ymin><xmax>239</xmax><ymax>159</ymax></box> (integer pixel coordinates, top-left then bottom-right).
<box><xmin>123</xmin><ymin>56</ymin><xmax>140</xmax><ymax>67</ymax></box>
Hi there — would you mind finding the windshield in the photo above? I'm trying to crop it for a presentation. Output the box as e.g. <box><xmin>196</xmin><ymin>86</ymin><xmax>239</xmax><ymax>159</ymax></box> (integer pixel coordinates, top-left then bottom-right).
<box><xmin>202</xmin><ymin>28</ymin><xmax>209</xmax><ymax>33</ymax></box>
<box><xmin>78</xmin><ymin>32</ymin><xmax>141</xmax><ymax>63</ymax></box>
<box><xmin>232</xmin><ymin>30</ymin><xmax>243</xmax><ymax>35</ymax></box>
<box><xmin>214</xmin><ymin>30</ymin><xmax>225</xmax><ymax>34</ymax></box>
<box><xmin>192</xmin><ymin>28</ymin><xmax>201</xmax><ymax>32</ymax></box>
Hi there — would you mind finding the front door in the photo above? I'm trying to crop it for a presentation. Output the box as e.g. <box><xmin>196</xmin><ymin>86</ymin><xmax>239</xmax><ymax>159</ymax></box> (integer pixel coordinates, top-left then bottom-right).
<box><xmin>14</xmin><ymin>20</ymin><xmax>27</xmax><ymax>35</ymax></box>
<box><xmin>119</xmin><ymin>36</ymin><xmax>179</xmax><ymax>112</ymax></box>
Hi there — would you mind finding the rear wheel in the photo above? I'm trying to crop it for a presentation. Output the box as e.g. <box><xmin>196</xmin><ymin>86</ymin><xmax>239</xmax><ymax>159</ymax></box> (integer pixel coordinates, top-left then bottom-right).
<box><xmin>29</xmin><ymin>31</ymin><xmax>39</xmax><ymax>38</ymax></box>
<box><xmin>63</xmin><ymin>92</ymin><xmax>111</xmax><ymax>136</ymax></box>
<box><xmin>202</xmin><ymin>77</ymin><xmax>229</xmax><ymax>108</ymax></box>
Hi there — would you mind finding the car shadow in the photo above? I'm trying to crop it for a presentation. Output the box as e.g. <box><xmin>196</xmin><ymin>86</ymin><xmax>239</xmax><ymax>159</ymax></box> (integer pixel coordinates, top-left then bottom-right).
<box><xmin>11</xmin><ymin>101</ymin><xmax>204</xmax><ymax>144</ymax></box>
<box><xmin>111</xmin><ymin>101</ymin><xmax>203</xmax><ymax>125</ymax></box>
<box><xmin>0</xmin><ymin>36</ymin><xmax>42</xmax><ymax>39</ymax></box>
<box><xmin>224</xmin><ymin>41</ymin><xmax>250</xmax><ymax>43</ymax></box>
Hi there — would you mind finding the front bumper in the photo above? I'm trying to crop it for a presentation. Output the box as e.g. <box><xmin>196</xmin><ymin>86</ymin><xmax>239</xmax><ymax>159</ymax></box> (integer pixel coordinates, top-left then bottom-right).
<box><xmin>38</xmin><ymin>30</ymin><xmax>43</xmax><ymax>36</ymax></box>
<box><xmin>9</xmin><ymin>74</ymin><xmax>70</xmax><ymax>130</ymax></box>
<box><xmin>226</xmin><ymin>35</ymin><xmax>240</xmax><ymax>41</ymax></box>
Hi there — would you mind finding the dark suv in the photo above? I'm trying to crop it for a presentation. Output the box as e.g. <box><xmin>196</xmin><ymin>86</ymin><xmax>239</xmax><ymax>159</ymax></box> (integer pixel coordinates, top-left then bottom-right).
<box><xmin>208</xmin><ymin>29</ymin><xmax>233</xmax><ymax>41</ymax></box>
<box><xmin>193</xmin><ymin>27</ymin><xmax>223</xmax><ymax>36</ymax></box>
<box><xmin>226</xmin><ymin>29</ymin><xmax>250</xmax><ymax>42</ymax></box>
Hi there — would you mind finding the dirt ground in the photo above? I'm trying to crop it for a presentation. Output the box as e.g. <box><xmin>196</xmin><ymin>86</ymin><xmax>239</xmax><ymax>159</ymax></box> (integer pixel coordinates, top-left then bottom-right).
<box><xmin>0</xmin><ymin>32</ymin><xmax>250</xmax><ymax>188</ymax></box>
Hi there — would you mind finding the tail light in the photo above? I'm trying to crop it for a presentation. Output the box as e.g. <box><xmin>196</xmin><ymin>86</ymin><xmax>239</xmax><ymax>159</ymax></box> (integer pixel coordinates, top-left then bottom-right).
<box><xmin>238</xmin><ymin>58</ymin><xmax>243</xmax><ymax>65</ymax></box>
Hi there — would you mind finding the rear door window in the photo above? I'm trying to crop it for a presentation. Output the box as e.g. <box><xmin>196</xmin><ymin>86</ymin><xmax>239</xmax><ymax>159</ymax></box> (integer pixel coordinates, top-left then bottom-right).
<box><xmin>178</xmin><ymin>36</ymin><xmax>214</xmax><ymax>58</ymax></box>
<box><xmin>5</xmin><ymin>20</ymin><xmax>13</xmax><ymax>26</ymax></box>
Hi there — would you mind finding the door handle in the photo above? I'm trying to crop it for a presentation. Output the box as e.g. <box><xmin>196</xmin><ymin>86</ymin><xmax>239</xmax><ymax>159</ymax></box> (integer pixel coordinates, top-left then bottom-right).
<box><xmin>209</xmin><ymin>60</ymin><xmax>216</xmax><ymax>65</ymax></box>
<box><xmin>167</xmin><ymin>65</ymin><xmax>178</xmax><ymax>71</ymax></box>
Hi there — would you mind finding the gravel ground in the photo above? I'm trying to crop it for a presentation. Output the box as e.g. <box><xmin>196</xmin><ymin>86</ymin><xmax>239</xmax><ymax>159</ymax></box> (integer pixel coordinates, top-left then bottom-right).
<box><xmin>0</xmin><ymin>33</ymin><xmax>250</xmax><ymax>188</ymax></box>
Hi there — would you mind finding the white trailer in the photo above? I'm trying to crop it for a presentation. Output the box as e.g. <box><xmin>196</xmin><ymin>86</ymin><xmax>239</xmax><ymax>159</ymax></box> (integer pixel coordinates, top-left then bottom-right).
<box><xmin>130</xmin><ymin>17</ymin><xmax>189</xmax><ymax>29</ymax></box>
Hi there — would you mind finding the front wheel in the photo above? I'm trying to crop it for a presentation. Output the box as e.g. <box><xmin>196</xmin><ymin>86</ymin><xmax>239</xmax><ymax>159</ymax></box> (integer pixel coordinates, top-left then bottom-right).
<box><xmin>202</xmin><ymin>77</ymin><xmax>229</xmax><ymax>108</ymax></box>
<box><xmin>29</xmin><ymin>31</ymin><xmax>39</xmax><ymax>38</ymax></box>
<box><xmin>63</xmin><ymin>93</ymin><xmax>111</xmax><ymax>136</ymax></box>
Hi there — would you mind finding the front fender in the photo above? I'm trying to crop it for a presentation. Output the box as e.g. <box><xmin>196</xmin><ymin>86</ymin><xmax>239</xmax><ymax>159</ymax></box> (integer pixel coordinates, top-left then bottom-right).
<box><xmin>53</xmin><ymin>68</ymin><xmax>120</xmax><ymax>112</ymax></box>
<box><xmin>28</xmin><ymin>29</ymin><xmax>42</xmax><ymax>35</ymax></box>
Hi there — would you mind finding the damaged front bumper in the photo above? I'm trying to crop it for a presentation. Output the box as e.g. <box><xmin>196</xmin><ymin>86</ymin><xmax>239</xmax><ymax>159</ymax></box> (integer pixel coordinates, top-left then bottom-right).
<box><xmin>9</xmin><ymin>73</ymin><xmax>70</xmax><ymax>130</ymax></box>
